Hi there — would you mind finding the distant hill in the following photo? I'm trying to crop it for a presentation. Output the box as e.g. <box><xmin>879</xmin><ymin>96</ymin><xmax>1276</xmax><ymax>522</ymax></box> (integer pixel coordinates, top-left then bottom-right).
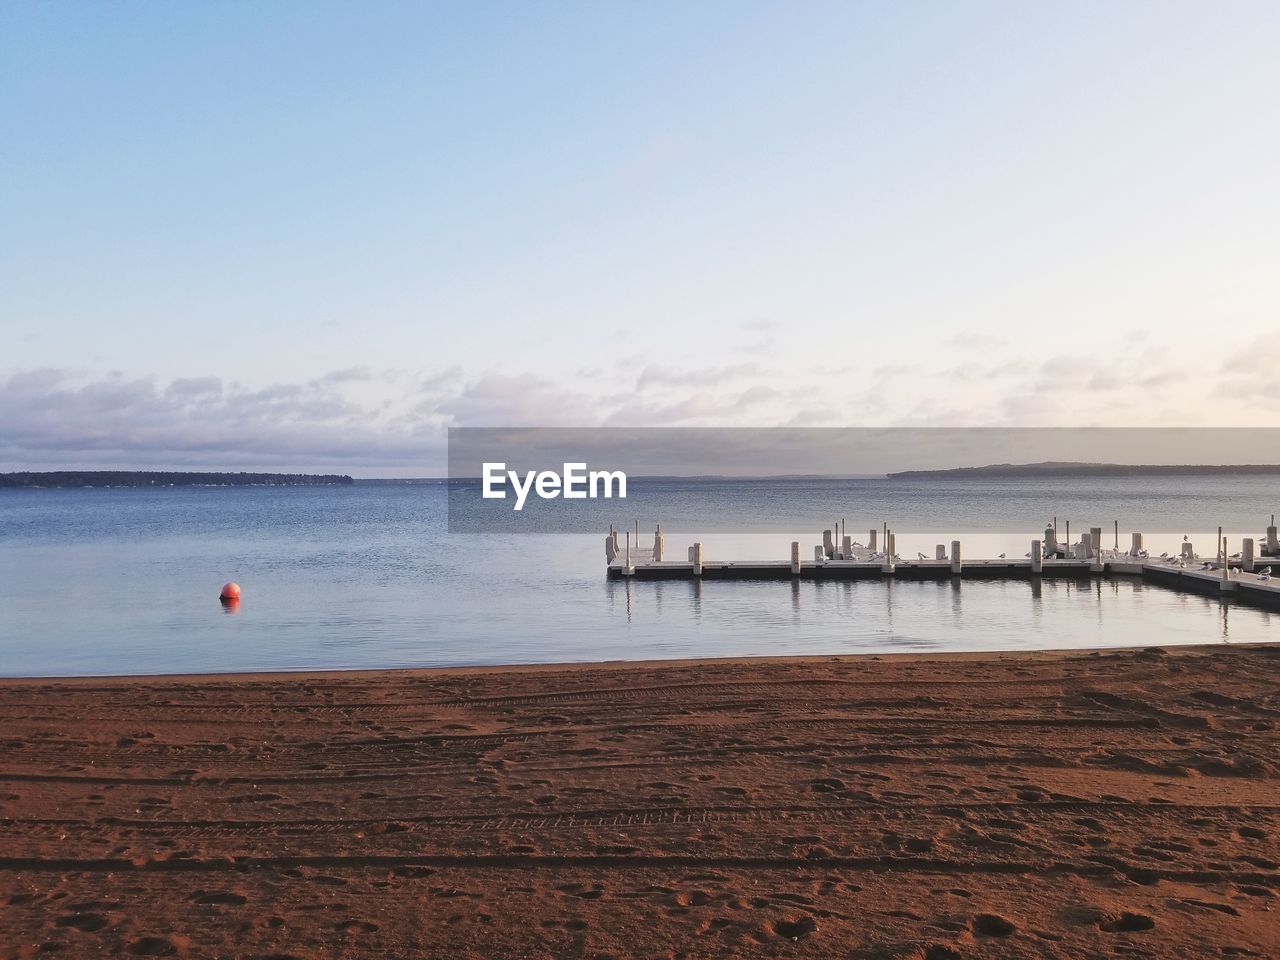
<box><xmin>888</xmin><ymin>461</ymin><xmax>1280</xmax><ymax>479</ymax></box>
<box><xmin>0</xmin><ymin>471</ymin><xmax>354</xmax><ymax>488</ymax></box>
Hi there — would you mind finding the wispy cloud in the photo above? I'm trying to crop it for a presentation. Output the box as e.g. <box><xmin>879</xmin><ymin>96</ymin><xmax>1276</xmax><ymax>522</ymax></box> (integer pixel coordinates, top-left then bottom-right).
<box><xmin>2</xmin><ymin>339</ymin><xmax>1269</xmax><ymax>474</ymax></box>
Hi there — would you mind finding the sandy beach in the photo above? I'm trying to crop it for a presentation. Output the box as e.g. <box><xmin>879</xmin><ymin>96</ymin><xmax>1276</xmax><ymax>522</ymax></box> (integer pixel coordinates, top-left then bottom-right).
<box><xmin>1</xmin><ymin>645</ymin><xmax>1276</xmax><ymax>959</ymax></box>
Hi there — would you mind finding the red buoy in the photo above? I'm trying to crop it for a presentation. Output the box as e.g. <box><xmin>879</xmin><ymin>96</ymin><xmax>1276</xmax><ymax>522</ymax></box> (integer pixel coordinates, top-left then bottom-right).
<box><xmin>219</xmin><ymin>582</ymin><xmax>241</xmax><ymax>601</ymax></box>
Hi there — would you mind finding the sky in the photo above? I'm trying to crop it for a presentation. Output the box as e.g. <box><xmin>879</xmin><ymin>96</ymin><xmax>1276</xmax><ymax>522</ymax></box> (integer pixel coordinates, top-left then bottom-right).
<box><xmin>2</xmin><ymin>1</ymin><xmax>1277</xmax><ymax>475</ymax></box>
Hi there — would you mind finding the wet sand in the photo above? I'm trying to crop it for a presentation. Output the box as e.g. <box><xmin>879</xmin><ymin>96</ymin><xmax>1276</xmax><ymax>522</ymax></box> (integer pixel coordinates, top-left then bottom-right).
<box><xmin>1</xmin><ymin>645</ymin><xmax>1276</xmax><ymax>959</ymax></box>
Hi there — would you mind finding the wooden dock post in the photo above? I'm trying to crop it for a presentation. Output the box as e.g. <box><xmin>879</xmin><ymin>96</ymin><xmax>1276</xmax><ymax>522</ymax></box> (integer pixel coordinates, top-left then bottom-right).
<box><xmin>653</xmin><ymin>525</ymin><xmax>664</xmax><ymax>562</ymax></box>
<box><xmin>1217</xmin><ymin>526</ymin><xmax>1224</xmax><ymax>565</ymax></box>
<box><xmin>1030</xmin><ymin>539</ymin><xmax>1043</xmax><ymax>573</ymax></box>
<box><xmin>625</xmin><ymin>531</ymin><xmax>634</xmax><ymax>576</ymax></box>
<box><xmin>691</xmin><ymin>542</ymin><xmax>703</xmax><ymax>577</ymax></box>
<box><xmin>868</xmin><ymin>529</ymin><xmax>878</xmax><ymax>552</ymax></box>
<box><xmin>950</xmin><ymin>540</ymin><xmax>962</xmax><ymax>575</ymax></box>
<box><xmin>1044</xmin><ymin>525</ymin><xmax>1058</xmax><ymax>557</ymax></box>
<box><xmin>1222</xmin><ymin>535</ymin><xmax>1230</xmax><ymax>582</ymax></box>
<box><xmin>822</xmin><ymin>529</ymin><xmax>836</xmax><ymax>559</ymax></box>
<box><xmin>841</xmin><ymin>534</ymin><xmax>852</xmax><ymax>559</ymax></box>
<box><xmin>1090</xmin><ymin>527</ymin><xmax>1102</xmax><ymax>559</ymax></box>
<box><xmin>881</xmin><ymin>536</ymin><xmax>895</xmax><ymax>573</ymax></box>
<box><xmin>1268</xmin><ymin>515</ymin><xmax>1278</xmax><ymax>554</ymax></box>
<box><xmin>1114</xmin><ymin>520</ymin><xmax>1119</xmax><ymax>551</ymax></box>
<box><xmin>1065</xmin><ymin>521</ymin><xmax>1071</xmax><ymax>556</ymax></box>
<box><xmin>605</xmin><ymin>530</ymin><xmax>618</xmax><ymax>563</ymax></box>
<box><xmin>1243</xmin><ymin>537</ymin><xmax>1255</xmax><ymax>572</ymax></box>
<box><xmin>1130</xmin><ymin>532</ymin><xmax>1144</xmax><ymax>556</ymax></box>
<box><xmin>1077</xmin><ymin>533</ymin><xmax>1091</xmax><ymax>561</ymax></box>
<box><xmin>1181</xmin><ymin>540</ymin><xmax>1194</xmax><ymax>560</ymax></box>
<box><xmin>791</xmin><ymin>541</ymin><xmax>801</xmax><ymax>575</ymax></box>
<box><xmin>935</xmin><ymin>544</ymin><xmax>946</xmax><ymax>560</ymax></box>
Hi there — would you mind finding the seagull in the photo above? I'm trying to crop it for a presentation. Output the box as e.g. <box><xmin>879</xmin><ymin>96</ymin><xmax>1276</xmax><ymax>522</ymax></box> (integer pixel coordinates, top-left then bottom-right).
<box><xmin>1160</xmin><ymin>551</ymin><xmax>1169</xmax><ymax>559</ymax></box>
<box><xmin>1183</xmin><ymin>535</ymin><xmax>1189</xmax><ymax>542</ymax></box>
<box><xmin>999</xmin><ymin>552</ymin><xmax>1006</xmax><ymax>559</ymax></box>
<box><xmin>1024</xmin><ymin>552</ymin><xmax>1031</xmax><ymax>558</ymax></box>
<box><xmin>1257</xmin><ymin>565</ymin><xmax>1272</xmax><ymax>577</ymax></box>
<box><xmin>917</xmin><ymin>552</ymin><xmax>927</xmax><ymax>560</ymax></box>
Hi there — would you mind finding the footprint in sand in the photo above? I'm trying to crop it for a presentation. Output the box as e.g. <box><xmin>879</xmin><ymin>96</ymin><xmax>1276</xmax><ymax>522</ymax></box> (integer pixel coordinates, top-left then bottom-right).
<box><xmin>126</xmin><ymin>937</ymin><xmax>179</xmax><ymax>956</ymax></box>
<box><xmin>55</xmin><ymin>912</ymin><xmax>109</xmax><ymax>932</ymax></box>
<box><xmin>1099</xmin><ymin>911</ymin><xmax>1155</xmax><ymax>932</ymax></box>
<box><xmin>771</xmin><ymin>916</ymin><xmax>817</xmax><ymax>940</ymax></box>
<box><xmin>972</xmin><ymin>913</ymin><xmax>1016</xmax><ymax>937</ymax></box>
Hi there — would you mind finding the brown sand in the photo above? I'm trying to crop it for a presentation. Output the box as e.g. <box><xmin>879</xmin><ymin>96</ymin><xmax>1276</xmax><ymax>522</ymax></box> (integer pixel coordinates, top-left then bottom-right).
<box><xmin>0</xmin><ymin>645</ymin><xmax>1276</xmax><ymax>959</ymax></box>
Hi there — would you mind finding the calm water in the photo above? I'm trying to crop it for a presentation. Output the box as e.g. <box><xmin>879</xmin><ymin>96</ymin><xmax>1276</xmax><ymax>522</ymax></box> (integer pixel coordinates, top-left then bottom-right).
<box><xmin>1</xmin><ymin>479</ymin><xmax>1277</xmax><ymax>676</ymax></box>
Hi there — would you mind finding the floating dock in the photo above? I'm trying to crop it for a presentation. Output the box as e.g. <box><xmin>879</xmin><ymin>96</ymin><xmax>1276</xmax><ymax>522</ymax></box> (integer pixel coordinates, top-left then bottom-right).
<box><xmin>604</xmin><ymin>520</ymin><xmax>1280</xmax><ymax>611</ymax></box>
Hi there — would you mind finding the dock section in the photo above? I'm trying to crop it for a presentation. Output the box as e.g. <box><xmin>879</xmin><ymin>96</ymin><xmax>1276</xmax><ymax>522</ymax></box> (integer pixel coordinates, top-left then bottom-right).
<box><xmin>603</xmin><ymin>522</ymin><xmax>1280</xmax><ymax>611</ymax></box>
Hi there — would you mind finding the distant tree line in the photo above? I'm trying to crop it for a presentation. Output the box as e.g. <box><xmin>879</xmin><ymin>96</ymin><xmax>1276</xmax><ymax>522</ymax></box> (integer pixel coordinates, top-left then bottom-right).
<box><xmin>888</xmin><ymin>461</ymin><xmax>1280</xmax><ymax>479</ymax></box>
<box><xmin>0</xmin><ymin>471</ymin><xmax>355</xmax><ymax>488</ymax></box>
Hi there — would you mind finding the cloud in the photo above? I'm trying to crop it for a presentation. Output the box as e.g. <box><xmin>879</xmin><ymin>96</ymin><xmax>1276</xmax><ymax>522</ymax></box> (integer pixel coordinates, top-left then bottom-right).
<box><xmin>1217</xmin><ymin>336</ymin><xmax>1280</xmax><ymax>401</ymax></box>
<box><xmin>1</xmin><ymin>336</ymin><xmax>1268</xmax><ymax>475</ymax></box>
<box><xmin>0</xmin><ymin>369</ymin><xmax>436</xmax><ymax>472</ymax></box>
<box><xmin>633</xmin><ymin>362</ymin><xmax>762</xmax><ymax>391</ymax></box>
<box><xmin>431</xmin><ymin>373</ymin><xmax>597</xmax><ymax>426</ymax></box>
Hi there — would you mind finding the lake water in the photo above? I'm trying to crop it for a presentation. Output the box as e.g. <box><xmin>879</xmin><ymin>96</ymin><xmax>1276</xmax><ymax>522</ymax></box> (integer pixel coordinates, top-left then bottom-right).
<box><xmin>1</xmin><ymin>478</ymin><xmax>1277</xmax><ymax>676</ymax></box>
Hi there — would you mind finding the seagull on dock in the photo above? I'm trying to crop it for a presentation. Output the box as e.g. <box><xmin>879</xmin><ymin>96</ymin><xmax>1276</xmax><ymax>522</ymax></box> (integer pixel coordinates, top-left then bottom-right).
<box><xmin>1160</xmin><ymin>551</ymin><xmax>1169</xmax><ymax>559</ymax></box>
<box><xmin>917</xmin><ymin>552</ymin><xmax>927</xmax><ymax>560</ymax></box>
<box><xmin>1183</xmin><ymin>535</ymin><xmax>1189</xmax><ymax>542</ymax></box>
<box><xmin>999</xmin><ymin>552</ymin><xmax>1006</xmax><ymax>559</ymax></box>
<box><xmin>1024</xmin><ymin>552</ymin><xmax>1031</xmax><ymax>558</ymax></box>
<box><xmin>1257</xmin><ymin>565</ymin><xmax>1272</xmax><ymax>577</ymax></box>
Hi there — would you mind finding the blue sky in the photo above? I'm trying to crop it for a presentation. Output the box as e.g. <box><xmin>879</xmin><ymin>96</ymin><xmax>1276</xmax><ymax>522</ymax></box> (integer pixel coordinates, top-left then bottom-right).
<box><xmin>2</xmin><ymin>2</ymin><xmax>1277</xmax><ymax>473</ymax></box>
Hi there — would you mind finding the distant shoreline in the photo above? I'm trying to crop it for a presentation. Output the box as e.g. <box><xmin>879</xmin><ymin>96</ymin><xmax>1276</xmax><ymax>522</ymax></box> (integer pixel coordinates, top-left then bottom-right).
<box><xmin>887</xmin><ymin>461</ymin><xmax>1280</xmax><ymax>479</ymax></box>
<box><xmin>5</xmin><ymin>464</ymin><xmax>1280</xmax><ymax>488</ymax></box>
<box><xmin>0</xmin><ymin>471</ymin><xmax>354</xmax><ymax>489</ymax></box>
